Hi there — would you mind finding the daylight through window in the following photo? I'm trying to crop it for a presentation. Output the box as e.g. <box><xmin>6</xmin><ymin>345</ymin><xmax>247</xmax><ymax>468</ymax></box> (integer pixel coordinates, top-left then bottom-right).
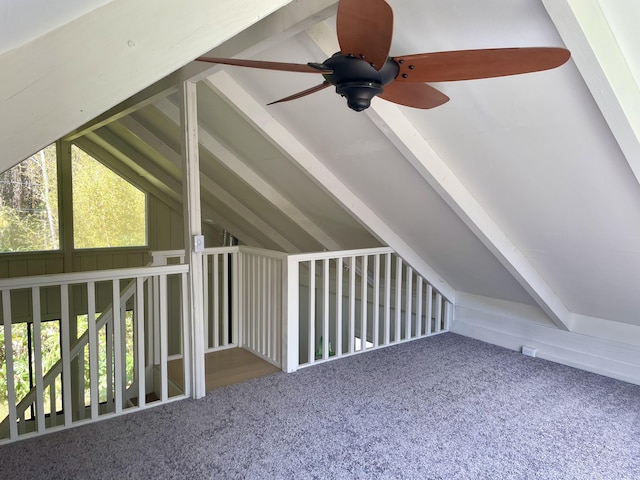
<box><xmin>0</xmin><ymin>145</ymin><xmax>59</xmax><ymax>252</ymax></box>
<box><xmin>71</xmin><ymin>146</ymin><xmax>147</xmax><ymax>249</ymax></box>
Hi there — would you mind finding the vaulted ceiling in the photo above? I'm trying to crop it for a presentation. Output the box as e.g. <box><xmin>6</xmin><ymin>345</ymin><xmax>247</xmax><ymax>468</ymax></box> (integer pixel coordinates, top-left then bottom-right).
<box><xmin>2</xmin><ymin>0</ymin><xmax>640</xmax><ymax>346</ymax></box>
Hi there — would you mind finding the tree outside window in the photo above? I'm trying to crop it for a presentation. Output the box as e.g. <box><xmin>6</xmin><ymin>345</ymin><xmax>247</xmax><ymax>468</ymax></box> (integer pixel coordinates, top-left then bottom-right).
<box><xmin>71</xmin><ymin>145</ymin><xmax>147</xmax><ymax>249</ymax></box>
<box><xmin>0</xmin><ymin>145</ymin><xmax>59</xmax><ymax>252</ymax></box>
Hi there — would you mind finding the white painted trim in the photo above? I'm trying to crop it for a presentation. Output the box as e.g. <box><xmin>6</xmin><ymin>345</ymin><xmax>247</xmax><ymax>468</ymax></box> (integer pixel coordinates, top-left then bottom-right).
<box><xmin>284</xmin><ymin>256</ymin><xmax>299</xmax><ymax>372</ymax></box>
<box><xmin>289</xmin><ymin>246</ymin><xmax>393</xmax><ymax>262</ymax></box>
<box><xmin>571</xmin><ymin>313</ymin><xmax>640</xmax><ymax>349</ymax></box>
<box><xmin>542</xmin><ymin>0</ymin><xmax>640</xmax><ymax>186</ymax></box>
<box><xmin>207</xmin><ymin>71</ymin><xmax>456</xmax><ymax>302</ymax></box>
<box><xmin>452</xmin><ymin>293</ymin><xmax>640</xmax><ymax>386</ymax></box>
<box><xmin>0</xmin><ymin>264</ymin><xmax>188</xmax><ymax>289</ymax></box>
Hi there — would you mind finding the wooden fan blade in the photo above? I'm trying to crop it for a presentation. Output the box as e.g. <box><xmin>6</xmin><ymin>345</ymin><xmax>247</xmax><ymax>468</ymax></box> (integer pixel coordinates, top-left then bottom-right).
<box><xmin>393</xmin><ymin>47</ymin><xmax>571</xmax><ymax>82</ymax></box>
<box><xmin>379</xmin><ymin>82</ymin><xmax>449</xmax><ymax>109</ymax></box>
<box><xmin>196</xmin><ymin>57</ymin><xmax>331</xmax><ymax>74</ymax></box>
<box><xmin>337</xmin><ymin>0</ymin><xmax>393</xmax><ymax>71</ymax></box>
<box><xmin>267</xmin><ymin>82</ymin><xmax>331</xmax><ymax>105</ymax></box>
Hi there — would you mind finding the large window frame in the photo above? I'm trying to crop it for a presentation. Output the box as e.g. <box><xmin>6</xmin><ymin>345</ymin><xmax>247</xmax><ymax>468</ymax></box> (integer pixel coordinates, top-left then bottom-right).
<box><xmin>0</xmin><ymin>142</ymin><xmax>149</xmax><ymax>256</ymax></box>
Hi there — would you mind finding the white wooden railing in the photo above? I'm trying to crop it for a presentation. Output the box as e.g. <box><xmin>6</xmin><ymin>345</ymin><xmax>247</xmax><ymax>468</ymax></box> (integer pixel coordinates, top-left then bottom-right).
<box><xmin>284</xmin><ymin>247</ymin><xmax>452</xmax><ymax>372</ymax></box>
<box><xmin>238</xmin><ymin>247</ymin><xmax>286</xmax><ymax>367</ymax></box>
<box><xmin>152</xmin><ymin>246</ymin><xmax>285</xmax><ymax>367</ymax></box>
<box><xmin>1</xmin><ymin>245</ymin><xmax>451</xmax><ymax>443</ymax></box>
<box><xmin>0</xmin><ymin>264</ymin><xmax>189</xmax><ymax>443</ymax></box>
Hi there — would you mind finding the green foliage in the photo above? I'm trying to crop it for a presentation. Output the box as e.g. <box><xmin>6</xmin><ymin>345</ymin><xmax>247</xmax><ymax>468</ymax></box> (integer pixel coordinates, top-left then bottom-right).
<box><xmin>0</xmin><ymin>321</ymin><xmax>61</xmax><ymax>420</ymax></box>
<box><xmin>71</xmin><ymin>146</ymin><xmax>146</xmax><ymax>249</ymax></box>
<box><xmin>0</xmin><ymin>145</ymin><xmax>59</xmax><ymax>252</ymax></box>
<box><xmin>1</xmin><ymin>312</ymin><xmax>136</xmax><ymax>423</ymax></box>
<box><xmin>0</xmin><ymin>143</ymin><xmax>147</xmax><ymax>253</ymax></box>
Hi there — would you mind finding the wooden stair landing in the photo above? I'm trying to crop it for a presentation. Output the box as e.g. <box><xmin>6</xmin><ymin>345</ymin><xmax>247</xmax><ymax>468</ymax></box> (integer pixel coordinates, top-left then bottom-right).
<box><xmin>167</xmin><ymin>348</ymin><xmax>280</xmax><ymax>392</ymax></box>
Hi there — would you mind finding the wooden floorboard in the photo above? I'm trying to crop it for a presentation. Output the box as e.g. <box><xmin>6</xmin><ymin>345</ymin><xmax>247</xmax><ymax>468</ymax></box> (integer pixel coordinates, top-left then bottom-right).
<box><xmin>167</xmin><ymin>348</ymin><xmax>280</xmax><ymax>392</ymax></box>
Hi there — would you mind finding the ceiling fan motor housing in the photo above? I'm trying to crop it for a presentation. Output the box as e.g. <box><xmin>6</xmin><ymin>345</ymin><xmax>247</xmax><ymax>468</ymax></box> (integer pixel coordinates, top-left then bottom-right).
<box><xmin>322</xmin><ymin>53</ymin><xmax>399</xmax><ymax>111</ymax></box>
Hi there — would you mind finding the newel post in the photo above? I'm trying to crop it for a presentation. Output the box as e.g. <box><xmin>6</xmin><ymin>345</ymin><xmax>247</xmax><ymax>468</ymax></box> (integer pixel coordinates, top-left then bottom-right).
<box><xmin>283</xmin><ymin>256</ymin><xmax>299</xmax><ymax>373</ymax></box>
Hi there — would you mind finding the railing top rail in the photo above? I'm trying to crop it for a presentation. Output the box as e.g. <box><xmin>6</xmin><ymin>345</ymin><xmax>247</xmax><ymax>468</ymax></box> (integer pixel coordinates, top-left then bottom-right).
<box><xmin>288</xmin><ymin>246</ymin><xmax>394</xmax><ymax>262</ymax></box>
<box><xmin>151</xmin><ymin>249</ymin><xmax>187</xmax><ymax>259</ymax></box>
<box><xmin>203</xmin><ymin>246</ymin><xmax>241</xmax><ymax>255</ymax></box>
<box><xmin>238</xmin><ymin>246</ymin><xmax>288</xmax><ymax>259</ymax></box>
<box><xmin>151</xmin><ymin>246</ymin><xmax>289</xmax><ymax>262</ymax></box>
<box><xmin>0</xmin><ymin>264</ymin><xmax>188</xmax><ymax>290</ymax></box>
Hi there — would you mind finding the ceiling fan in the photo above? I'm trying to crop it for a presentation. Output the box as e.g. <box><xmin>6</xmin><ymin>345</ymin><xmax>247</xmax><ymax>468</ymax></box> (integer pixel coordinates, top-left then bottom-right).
<box><xmin>197</xmin><ymin>0</ymin><xmax>571</xmax><ymax>112</ymax></box>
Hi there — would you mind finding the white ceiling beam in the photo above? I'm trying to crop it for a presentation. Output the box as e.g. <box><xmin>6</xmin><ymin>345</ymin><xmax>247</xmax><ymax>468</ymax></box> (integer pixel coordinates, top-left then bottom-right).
<box><xmin>192</xmin><ymin>0</ymin><xmax>339</xmax><ymax>83</ymax></box>
<box><xmin>63</xmin><ymin>1</ymin><xmax>339</xmax><ymax>143</ymax></box>
<box><xmin>152</xmin><ymin>97</ymin><xmax>343</xmax><ymax>251</ymax></box>
<box><xmin>542</xmin><ymin>0</ymin><xmax>640</xmax><ymax>185</ymax></box>
<box><xmin>303</xmin><ymin>20</ymin><xmax>571</xmax><ymax>330</ymax></box>
<box><xmin>0</xmin><ymin>0</ymin><xmax>292</xmax><ymax>173</ymax></box>
<box><xmin>114</xmin><ymin>116</ymin><xmax>295</xmax><ymax>251</ymax></box>
<box><xmin>207</xmin><ymin>70</ymin><xmax>456</xmax><ymax>302</ymax></box>
<box><xmin>63</xmin><ymin>77</ymin><xmax>181</xmax><ymax>142</ymax></box>
<box><xmin>365</xmin><ymin>100</ymin><xmax>572</xmax><ymax>331</ymax></box>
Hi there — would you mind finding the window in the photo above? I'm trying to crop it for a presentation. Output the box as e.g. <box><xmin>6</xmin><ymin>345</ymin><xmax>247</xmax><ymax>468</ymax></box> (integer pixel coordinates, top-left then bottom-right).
<box><xmin>71</xmin><ymin>146</ymin><xmax>147</xmax><ymax>249</ymax></box>
<box><xmin>0</xmin><ymin>145</ymin><xmax>59</xmax><ymax>252</ymax></box>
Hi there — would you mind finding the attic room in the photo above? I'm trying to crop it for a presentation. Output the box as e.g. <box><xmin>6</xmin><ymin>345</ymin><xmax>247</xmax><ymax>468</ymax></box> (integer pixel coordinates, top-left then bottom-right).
<box><xmin>1</xmin><ymin>0</ymin><xmax>639</xmax><ymax>477</ymax></box>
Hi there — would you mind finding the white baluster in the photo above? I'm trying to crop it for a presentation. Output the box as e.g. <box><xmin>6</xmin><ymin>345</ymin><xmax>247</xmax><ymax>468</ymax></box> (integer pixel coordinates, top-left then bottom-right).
<box><xmin>416</xmin><ymin>277</ymin><xmax>423</xmax><ymax>337</ymax></box>
<box><xmin>112</xmin><ymin>280</ymin><xmax>123</xmax><ymax>414</ymax></box>
<box><xmin>395</xmin><ymin>256</ymin><xmax>402</xmax><ymax>343</ymax></box>
<box><xmin>223</xmin><ymin>254</ymin><xmax>229</xmax><ymax>347</ymax></box>
<box><xmin>336</xmin><ymin>257</ymin><xmax>343</xmax><ymax>358</ymax></box>
<box><xmin>213</xmin><ymin>254</ymin><xmax>220</xmax><ymax>349</ymax></box>
<box><xmin>435</xmin><ymin>292</ymin><xmax>443</xmax><ymax>333</ymax></box>
<box><xmin>348</xmin><ymin>256</ymin><xmax>356</xmax><ymax>354</ymax></box>
<box><xmin>3</xmin><ymin>290</ymin><xmax>18</xmax><ymax>439</ymax></box>
<box><xmin>32</xmin><ymin>287</ymin><xmax>45</xmax><ymax>433</ymax></box>
<box><xmin>308</xmin><ymin>260</ymin><xmax>316</xmax><ymax>364</ymax></box>
<box><xmin>322</xmin><ymin>258</ymin><xmax>330</xmax><ymax>360</ymax></box>
<box><xmin>60</xmin><ymin>284</ymin><xmax>73</xmax><ymax>426</ymax></box>
<box><xmin>361</xmin><ymin>255</ymin><xmax>368</xmax><ymax>351</ymax></box>
<box><xmin>136</xmin><ymin>277</ymin><xmax>146</xmax><ymax>408</ymax></box>
<box><xmin>160</xmin><ymin>274</ymin><xmax>168</xmax><ymax>402</ymax></box>
<box><xmin>373</xmin><ymin>254</ymin><xmax>380</xmax><ymax>348</ymax></box>
<box><xmin>406</xmin><ymin>266</ymin><xmax>413</xmax><ymax>340</ymax></box>
<box><xmin>87</xmin><ymin>282</ymin><xmax>99</xmax><ymax>420</ymax></box>
<box><xmin>426</xmin><ymin>284</ymin><xmax>433</xmax><ymax>335</ymax></box>
<box><xmin>384</xmin><ymin>253</ymin><xmax>391</xmax><ymax>346</ymax></box>
<box><xmin>202</xmin><ymin>254</ymin><xmax>209</xmax><ymax>351</ymax></box>
<box><xmin>181</xmin><ymin>272</ymin><xmax>192</xmax><ymax>396</ymax></box>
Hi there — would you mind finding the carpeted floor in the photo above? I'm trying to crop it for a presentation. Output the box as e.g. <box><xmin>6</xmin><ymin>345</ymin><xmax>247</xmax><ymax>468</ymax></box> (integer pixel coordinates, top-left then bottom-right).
<box><xmin>1</xmin><ymin>333</ymin><xmax>639</xmax><ymax>479</ymax></box>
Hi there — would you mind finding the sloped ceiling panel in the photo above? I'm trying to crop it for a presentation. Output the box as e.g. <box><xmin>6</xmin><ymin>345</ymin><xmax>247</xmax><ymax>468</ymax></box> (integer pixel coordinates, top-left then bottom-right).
<box><xmin>198</xmin><ymin>0</ymin><xmax>640</xmax><ymax>326</ymax></box>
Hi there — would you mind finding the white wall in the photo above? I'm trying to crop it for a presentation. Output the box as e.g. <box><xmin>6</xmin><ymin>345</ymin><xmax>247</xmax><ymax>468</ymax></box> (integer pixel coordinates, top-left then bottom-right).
<box><xmin>452</xmin><ymin>292</ymin><xmax>640</xmax><ymax>386</ymax></box>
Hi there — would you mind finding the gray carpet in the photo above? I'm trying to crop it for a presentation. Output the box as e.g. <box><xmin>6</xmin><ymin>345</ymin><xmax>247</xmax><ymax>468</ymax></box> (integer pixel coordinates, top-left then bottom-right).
<box><xmin>1</xmin><ymin>333</ymin><xmax>639</xmax><ymax>479</ymax></box>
